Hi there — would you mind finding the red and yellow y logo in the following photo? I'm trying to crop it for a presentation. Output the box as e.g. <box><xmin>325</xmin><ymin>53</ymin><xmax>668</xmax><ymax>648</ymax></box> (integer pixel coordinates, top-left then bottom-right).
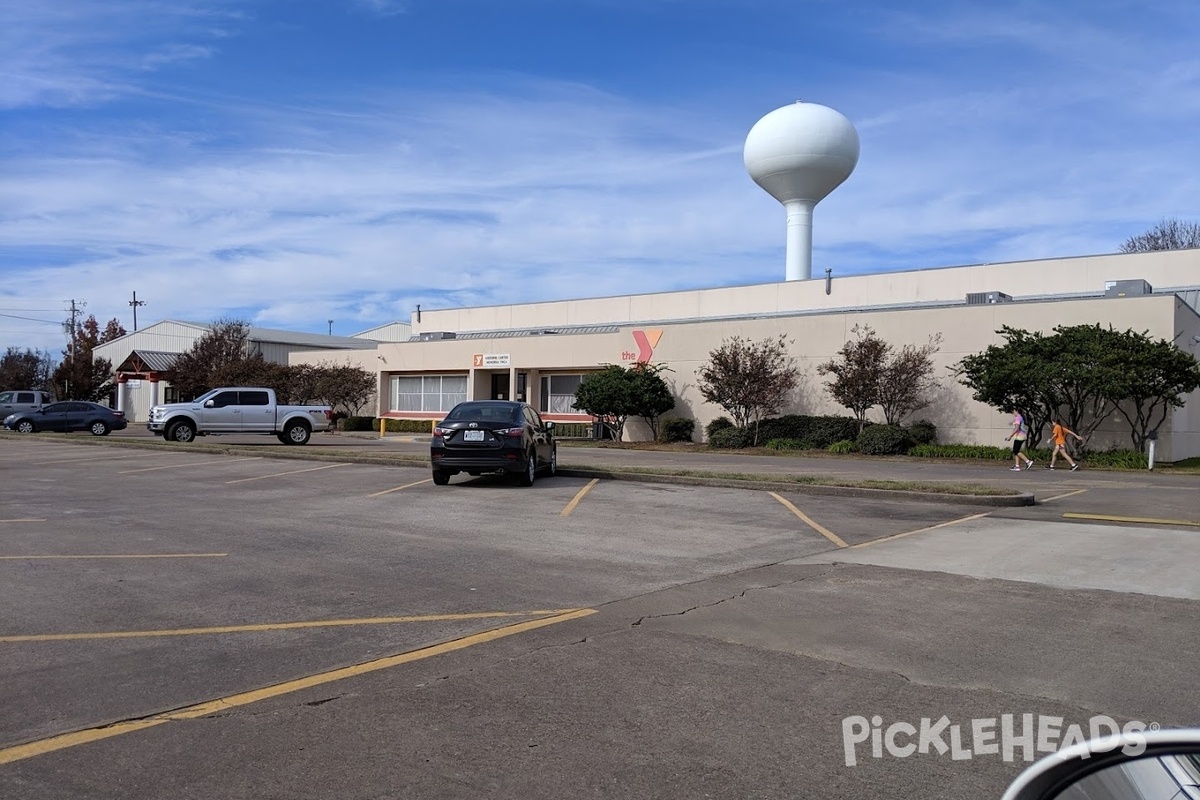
<box><xmin>623</xmin><ymin>329</ymin><xmax>663</xmax><ymax>362</ymax></box>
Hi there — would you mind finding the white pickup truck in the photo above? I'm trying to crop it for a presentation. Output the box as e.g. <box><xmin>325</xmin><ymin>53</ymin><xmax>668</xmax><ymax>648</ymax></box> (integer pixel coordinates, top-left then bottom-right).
<box><xmin>147</xmin><ymin>387</ymin><xmax>332</xmax><ymax>445</ymax></box>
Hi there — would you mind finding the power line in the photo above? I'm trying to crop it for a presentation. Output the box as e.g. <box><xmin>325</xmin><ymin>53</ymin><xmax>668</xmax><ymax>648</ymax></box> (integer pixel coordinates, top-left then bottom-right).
<box><xmin>0</xmin><ymin>312</ymin><xmax>64</xmax><ymax>325</ymax></box>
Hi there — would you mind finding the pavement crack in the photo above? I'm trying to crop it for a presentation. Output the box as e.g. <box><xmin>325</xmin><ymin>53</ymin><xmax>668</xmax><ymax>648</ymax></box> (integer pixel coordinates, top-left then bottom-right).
<box><xmin>630</xmin><ymin>567</ymin><xmax>837</xmax><ymax>628</ymax></box>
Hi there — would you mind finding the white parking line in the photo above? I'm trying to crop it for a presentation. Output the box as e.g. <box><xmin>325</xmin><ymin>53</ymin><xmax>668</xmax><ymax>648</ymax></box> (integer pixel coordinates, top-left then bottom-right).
<box><xmin>225</xmin><ymin>462</ymin><xmax>352</xmax><ymax>484</ymax></box>
<box><xmin>368</xmin><ymin>478</ymin><xmax>433</xmax><ymax>497</ymax></box>
<box><xmin>120</xmin><ymin>457</ymin><xmax>263</xmax><ymax>474</ymax></box>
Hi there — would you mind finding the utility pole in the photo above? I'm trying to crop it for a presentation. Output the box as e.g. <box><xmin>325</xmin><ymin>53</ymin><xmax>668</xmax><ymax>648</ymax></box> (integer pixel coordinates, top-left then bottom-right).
<box><xmin>328</xmin><ymin>319</ymin><xmax>333</xmax><ymax>335</ymax></box>
<box><xmin>129</xmin><ymin>291</ymin><xmax>146</xmax><ymax>331</ymax></box>
<box><xmin>63</xmin><ymin>299</ymin><xmax>84</xmax><ymax>398</ymax></box>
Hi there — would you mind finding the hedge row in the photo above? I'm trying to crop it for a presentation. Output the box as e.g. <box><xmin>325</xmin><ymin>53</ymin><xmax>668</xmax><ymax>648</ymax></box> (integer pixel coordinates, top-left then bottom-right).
<box><xmin>342</xmin><ymin>417</ymin><xmax>437</xmax><ymax>433</ymax></box>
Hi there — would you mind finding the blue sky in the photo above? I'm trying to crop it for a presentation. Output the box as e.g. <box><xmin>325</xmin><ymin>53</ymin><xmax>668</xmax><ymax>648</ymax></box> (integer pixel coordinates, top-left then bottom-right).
<box><xmin>2</xmin><ymin>0</ymin><xmax>1199</xmax><ymax>351</ymax></box>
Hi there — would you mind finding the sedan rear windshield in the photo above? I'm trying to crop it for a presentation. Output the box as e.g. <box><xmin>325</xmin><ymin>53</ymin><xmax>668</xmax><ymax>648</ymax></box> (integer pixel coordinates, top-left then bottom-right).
<box><xmin>444</xmin><ymin>403</ymin><xmax>522</xmax><ymax>422</ymax></box>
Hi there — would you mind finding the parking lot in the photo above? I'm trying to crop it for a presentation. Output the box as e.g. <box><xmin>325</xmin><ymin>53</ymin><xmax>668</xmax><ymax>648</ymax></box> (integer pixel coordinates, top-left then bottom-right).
<box><xmin>2</xmin><ymin>435</ymin><xmax>1198</xmax><ymax>799</ymax></box>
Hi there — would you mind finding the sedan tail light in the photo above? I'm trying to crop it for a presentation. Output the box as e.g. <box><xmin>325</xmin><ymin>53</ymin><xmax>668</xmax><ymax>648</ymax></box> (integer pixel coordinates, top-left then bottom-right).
<box><xmin>494</xmin><ymin>427</ymin><xmax>524</xmax><ymax>438</ymax></box>
<box><xmin>433</xmin><ymin>427</ymin><xmax>454</xmax><ymax>439</ymax></box>
<box><xmin>112</xmin><ymin>411</ymin><xmax>125</xmax><ymax>418</ymax></box>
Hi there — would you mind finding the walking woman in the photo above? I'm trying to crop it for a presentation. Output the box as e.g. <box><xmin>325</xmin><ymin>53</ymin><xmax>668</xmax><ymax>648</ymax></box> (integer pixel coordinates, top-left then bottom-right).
<box><xmin>1005</xmin><ymin>409</ymin><xmax>1035</xmax><ymax>471</ymax></box>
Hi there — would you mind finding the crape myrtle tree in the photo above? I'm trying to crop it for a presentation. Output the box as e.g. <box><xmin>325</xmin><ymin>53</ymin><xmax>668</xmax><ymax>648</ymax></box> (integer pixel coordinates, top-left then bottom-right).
<box><xmin>876</xmin><ymin>334</ymin><xmax>942</xmax><ymax>426</ymax></box>
<box><xmin>314</xmin><ymin>361</ymin><xmax>378</xmax><ymax>416</ymax></box>
<box><xmin>957</xmin><ymin>324</ymin><xmax>1200</xmax><ymax>452</ymax></box>
<box><xmin>696</xmin><ymin>334</ymin><xmax>798</xmax><ymax>444</ymax></box>
<box><xmin>817</xmin><ymin>325</ymin><xmax>888</xmax><ymax>434</ymax></box>
<box><xmin>0</xmin><ymin>347</ymin><xmax>57</xmax><ymax>391</ymax></box>
<box><xmin>1105</xmin><ymin>328</ymin><xmax>1200</xmax><ymax>452</ymax></box>
<box><xmin>52</xmin><ymin>315</ymin><xmax>126</xmax><ymax>401</ymax></box>
<box><xmin>955</xmin><ymin>327</ymin><xmax>1055</xmax><ymax>444</ymax></box>
<box><xmin>573</xmin><ymin>362</ymin><xmax>675</xmax><ymax>441</ymax></box>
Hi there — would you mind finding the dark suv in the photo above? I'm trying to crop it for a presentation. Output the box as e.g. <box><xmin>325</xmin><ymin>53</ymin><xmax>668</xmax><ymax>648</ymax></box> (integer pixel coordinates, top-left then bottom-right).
<box><xmin>430</xmin><ymin>401</ymin><xmax>557</xmax><ymax>486</ymax></box>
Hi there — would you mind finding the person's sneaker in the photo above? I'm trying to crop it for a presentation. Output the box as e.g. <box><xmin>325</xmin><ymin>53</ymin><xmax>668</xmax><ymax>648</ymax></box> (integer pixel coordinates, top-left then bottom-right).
<box><xmin>1071</xmin><ymin>463</ymin><xmax>1080</xmax><ymax>471</ymax></box>
<box><xmin>1025</xmin><ymin>460</ymin><xmax>1035</xmax><ymax>470</ymax></box>
<box><xmin>1009</xmin><ymin>466</ymin><xmax>1022</xmax><ymax>471</ymax></box>
<box><xmin>1047</xmin><ymin>466</ymin><xmax>1055</xmax><ymax>470</ymax></box>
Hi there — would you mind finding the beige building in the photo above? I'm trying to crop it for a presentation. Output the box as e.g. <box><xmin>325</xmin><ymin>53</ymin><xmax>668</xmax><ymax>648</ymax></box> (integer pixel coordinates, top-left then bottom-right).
<box><xmin>289</xmin><ymin>248</ymin><xmax>1200</xmax><ymax>462</ymax></box>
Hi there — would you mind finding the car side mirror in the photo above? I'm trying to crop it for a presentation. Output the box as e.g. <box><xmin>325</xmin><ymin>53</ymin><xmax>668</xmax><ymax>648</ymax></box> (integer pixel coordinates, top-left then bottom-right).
<box><xmin>545</xmin><ymin>421</ymin><xmax>555</xmax><ymax>431</ymax></box>
<box><xmin>204</xmin><ymin>400</ymin><xmax>215</xmax><ymax>408</ymax></box>
<box><xmin>1002</xmin><ymin>730</ymin><xmax>1200</xmax><ymax>800</ymax></box>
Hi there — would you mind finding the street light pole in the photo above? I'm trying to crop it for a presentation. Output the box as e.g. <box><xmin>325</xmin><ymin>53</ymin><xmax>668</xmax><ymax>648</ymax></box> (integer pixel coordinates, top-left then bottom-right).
<box><xmin>129</xmin><ymin>291</ymin><xmax>146</xmax><ymax>331</ymax></box>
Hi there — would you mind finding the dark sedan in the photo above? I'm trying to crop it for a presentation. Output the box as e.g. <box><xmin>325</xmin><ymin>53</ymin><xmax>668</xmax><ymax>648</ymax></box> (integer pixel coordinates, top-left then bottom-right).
<box><xmin>430</xmin><ymin>400</ymin><xmax>557</xmax><ymax>486</ymax></box>
<box><xmin>3</xmin><ymin>402</ymin><xmax>127</xmax><ymax>436</ymax></box>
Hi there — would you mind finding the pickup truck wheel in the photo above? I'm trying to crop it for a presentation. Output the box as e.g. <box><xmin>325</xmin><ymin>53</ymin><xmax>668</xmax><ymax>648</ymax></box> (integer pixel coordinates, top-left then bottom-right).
<box><xmin>432</xmin><ymin>469</ymin><xmax>451</xmax><ymax>486</ymax></box>
<box><xmin>283</xmin><ymin>421</ymin><xmax>311</xmax><ymax>445</ymax></box>
<box><xmin>166</xmin><ymin>420</ymin><xmax>196</xmax><ymax>443</ymax></box>
<box><xmin>89</xmin><ymin>421</ymin><xmax>110</xmax><ymax>436</ymax></box>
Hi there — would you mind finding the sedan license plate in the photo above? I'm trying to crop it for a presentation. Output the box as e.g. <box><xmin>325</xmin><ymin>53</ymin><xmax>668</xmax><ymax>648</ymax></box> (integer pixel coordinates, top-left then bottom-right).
<box><xmin>464</xmin><ymin>430</ymin><xmax>485</xmax><ymax>442</ymax></box>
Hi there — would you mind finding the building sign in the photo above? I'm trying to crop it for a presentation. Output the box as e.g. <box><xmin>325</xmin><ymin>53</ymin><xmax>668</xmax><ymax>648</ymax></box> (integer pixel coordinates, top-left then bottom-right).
<box><xmin>622</xmin><ymin>329</ymin><xmax>663</xmax><ymax>362</ymax></box>
<box><xmin>473</xmin><ymin>353</ymin><xmax>511</xmax><ymax>368</ymax></box>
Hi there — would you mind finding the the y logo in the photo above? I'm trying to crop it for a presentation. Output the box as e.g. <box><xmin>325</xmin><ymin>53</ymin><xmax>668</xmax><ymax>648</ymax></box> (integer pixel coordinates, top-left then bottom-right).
<box><xmin>625</xmin><ymin>329</ymin><xmax>663</xmax><ymax>362</ymax></box>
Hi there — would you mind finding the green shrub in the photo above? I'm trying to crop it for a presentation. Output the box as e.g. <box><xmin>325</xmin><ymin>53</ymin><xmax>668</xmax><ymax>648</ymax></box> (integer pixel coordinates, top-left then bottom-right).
<box><xmin>552</xmin><ymin>422</ymin><xmax>594</xmax><ymax>439</ymax></box>
<box><xmin>705</xmin><ymin>417</ymin><xmax>735</xmax><ymax>441</ymax></box>
<box><xmin>765</xmin><ymin>438</ymin><xmax>812</xmax><ymax>451</ymax></box>
<box><xmin>907</xmin><ymin>444</ymin><xmax>1013</xmax><ymax>460</ymax></box>
<box><xmin>1084</xmin><ymin>449</ymin><xmax>1149</xmax><ymax>469</ymax></box>
<box><xmin>659</xmin><ymin>417</ymin><xmax>696</xmax><ymax>443</ymax></box>
<box><xmin>708</xmin><ymin>427</ymin><xmax>751</xmax><ymax>449</ymax></box>
<box><xmin>342</xmin><ymin>416</ymin><xmax>376</xmax><ymax>432</ymax></box>
<box><xmin>755</xmin><ymin>415</ymin><xmax>861</xmax><ymax>448</ymax></box>
<box><xmin>907</xmin><ymin>419</ymin><xmax>938</xmax><ymax>446</ymax></box>
<box><xmin>386</xmin><ymin>418</ymin><xmax>437</xmax><ymax>433</ymax></box>
<box><xmin>856</xmin><ymin>424</ymin><xmax>914</xmax><ymax>455</ymax></box>
<box><xmin>827</xmin><ymin>439</ymin><xmax>857</xmax><ymax>454</ymax></box>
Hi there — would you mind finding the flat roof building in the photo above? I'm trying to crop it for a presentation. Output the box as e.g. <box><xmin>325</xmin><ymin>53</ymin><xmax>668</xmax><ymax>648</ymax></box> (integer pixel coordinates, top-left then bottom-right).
<box><xmin>289</xmin><ymin>248</ymin><xmax>1200</xmax><ymax>462</ymax></box>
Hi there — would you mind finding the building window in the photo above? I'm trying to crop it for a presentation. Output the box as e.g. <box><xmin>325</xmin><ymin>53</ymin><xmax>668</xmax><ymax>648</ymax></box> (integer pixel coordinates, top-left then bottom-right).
<box><xmin>390</xmin><ymin>374</ymin><xmax>468</xmax><ymax>412</ymax></box>
<box><xmin>540</xmin><ymin>374</ymin><xmax>585</xmax><ymax>414</ymax></box>
<box><xmin>164</xmin><ymin>386</ymin><xmax>180</xmax><ymax>404</ymax></box>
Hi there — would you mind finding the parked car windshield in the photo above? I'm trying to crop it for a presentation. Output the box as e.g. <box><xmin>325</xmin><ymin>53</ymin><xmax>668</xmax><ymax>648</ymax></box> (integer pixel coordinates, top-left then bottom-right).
<box><xmin>444</xmin><ymin>402</ymin><xmax>523</xmax><ymax>422</ymax></box>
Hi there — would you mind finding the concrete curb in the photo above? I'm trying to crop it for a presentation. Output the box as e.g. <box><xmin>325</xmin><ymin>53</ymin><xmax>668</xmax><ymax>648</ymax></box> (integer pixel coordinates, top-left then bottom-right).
<box><xmin>555</xmin><ymin>467</ymin><xmax>1036</xmax><ymax>507</ymax></box>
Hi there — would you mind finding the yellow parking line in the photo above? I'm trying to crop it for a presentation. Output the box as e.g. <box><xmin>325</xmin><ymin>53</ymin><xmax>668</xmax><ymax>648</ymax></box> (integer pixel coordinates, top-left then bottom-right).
<box><xmin>0</xmin><ymin>609</ymin><xmax>583</xmax><ymax>643</ymax></box>
<box><xmin>852</xmin><ymin>512</ymin><xmax>992</xmax><ymax>549</ymax></box>
<box><xmin>225</xmin><ymin>462</ymin><xmax>351</xmax><ymax>484</ymax></box>
<box><xmin>0</xmin><ymin>608</ymin><xmax>597</xmax><ymax>766</ymax></box>
<box><xmin>768</xmin><ymin>492</ymin><xmax>848</xmax><ymax>548</ymax></box>
<box><xmin>1040</xmin><ymin>489</ymin><xmax>1088</xmax><ymax>503</ymax></box>
<box><xmin>120</xmin><ymin>457</ymin><xmax>263</xmax><ymax>474</ymax></box>
<box><xmin>561</xmin><ymin>478</ymin><xmax>600</xmax><ymax>517</ymax></box>
<box><xmin>0</xmin><ymin>553</ymin><xmax>227</xmax><ymax>561</ymax></box>
<box><xmin>1062</xmin><ymin>512</ymin><xmax>1200</xmax><ymax>528</ymax></box>
<box><xmin>368</xmin><ymin>478</ymin><xmax>432</xmax><ymax>497</ymax></box>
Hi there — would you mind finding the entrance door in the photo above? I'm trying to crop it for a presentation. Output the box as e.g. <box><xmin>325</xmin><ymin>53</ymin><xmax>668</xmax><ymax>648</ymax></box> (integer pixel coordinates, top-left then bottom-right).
<box><xmin>490</xmin><ymin>373</ymin><xmax>510</xmax><ymax>401</ymax></box>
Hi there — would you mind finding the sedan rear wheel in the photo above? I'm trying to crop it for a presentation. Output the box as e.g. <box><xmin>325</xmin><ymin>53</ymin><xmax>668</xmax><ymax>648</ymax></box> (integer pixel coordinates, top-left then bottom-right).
<box><xmin>518</xmin><ymin>450</ymin><xmax>536</xmax><ymax>487</ymax></box>
<box><xmin>547</xmin><ymin>446</ymin><xmax>557</xmax><ymax>477</ymax></box>
<box><xmin>432</xmin><ymin>469</ymin><xmax>451</xmax><ymax>486</ymax></box>
<box><xmin>90</xmin><ymin>420</ymin><xmax>110</xmax><ymax>436</ymax></box>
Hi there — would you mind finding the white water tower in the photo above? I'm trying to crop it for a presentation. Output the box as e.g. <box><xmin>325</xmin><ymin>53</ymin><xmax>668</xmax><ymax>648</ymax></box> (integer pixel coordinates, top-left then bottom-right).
<box><xmin>744</xmin><ymin>101</ymin><xmax>859</xmax><ymax>281</ymax></box>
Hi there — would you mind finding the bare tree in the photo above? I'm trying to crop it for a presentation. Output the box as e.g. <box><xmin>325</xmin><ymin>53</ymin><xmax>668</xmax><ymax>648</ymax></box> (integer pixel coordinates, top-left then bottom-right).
<box><xmin>1119</xmin><ymin>218</ymin><xmax>1200</xmax><ymax>253</ymax></box>
<box><xmin>696</xmin><ymin>334</ymin><xmax>798</xmax><ymax>444</ymax></box>
<box><xmin>818</xmin><ymin>325</ymin><xmax>888</xmax><ymax>433</ymax></box>
<box><xmin>877</xmin><ymin>334</ymin><xmax>942</xmax><ymax>425</ymax></box>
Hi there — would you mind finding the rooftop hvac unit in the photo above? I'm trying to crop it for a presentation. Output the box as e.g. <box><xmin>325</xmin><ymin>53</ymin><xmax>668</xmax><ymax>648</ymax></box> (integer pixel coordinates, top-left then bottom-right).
<box><xmin>966</xmin><ymin>291</ymin><xmax>1013</xmax><ymax>305</ymax></box>
<box><xmin>1104</xmin><ymin>279</ymin><xmax>1152</xmax><ymax>297</ymax></box>
<box><xmin>418</xmin><ymin>331</ymin><xmax>457</xmax><ymax>341</ymax></box>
